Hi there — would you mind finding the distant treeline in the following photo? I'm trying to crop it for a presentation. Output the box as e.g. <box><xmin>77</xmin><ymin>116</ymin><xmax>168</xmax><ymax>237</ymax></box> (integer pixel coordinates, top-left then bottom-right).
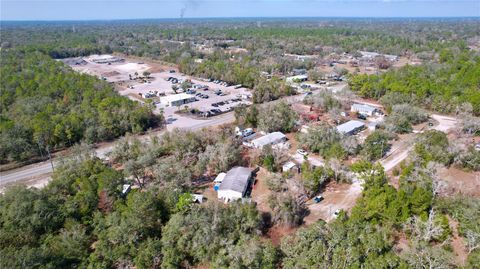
<box><xmin>0</xmin><ymin>50</ymin><xmax>160</xmax><ymax>163</ymax></box>
<box><xmin>1</xmin><ymin>18</ymin><xmax>478</xmax><ymax>59</ymax></box>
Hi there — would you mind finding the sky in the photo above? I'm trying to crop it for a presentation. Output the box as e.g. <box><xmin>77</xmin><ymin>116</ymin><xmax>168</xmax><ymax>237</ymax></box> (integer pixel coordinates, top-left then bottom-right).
<box><xmin>1</xmin><ymin>0</ymin><xmax>479</xmax><ymax>21</ymax></box>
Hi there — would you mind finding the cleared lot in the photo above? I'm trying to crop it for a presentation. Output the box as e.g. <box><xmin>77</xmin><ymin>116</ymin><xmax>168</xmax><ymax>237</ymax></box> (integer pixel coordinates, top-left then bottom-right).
<box><xmin>304</xmin><ymin>178</ymin><xmax>363</xmax><ymax>223</ymax></box>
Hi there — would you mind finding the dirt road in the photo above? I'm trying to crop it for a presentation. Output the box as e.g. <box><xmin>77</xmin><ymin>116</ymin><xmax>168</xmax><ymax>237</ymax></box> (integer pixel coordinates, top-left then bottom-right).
<box><xmin>380</xmin><ymin>114</ymin><xmax>458</xmax><ymax>171</ymax></box>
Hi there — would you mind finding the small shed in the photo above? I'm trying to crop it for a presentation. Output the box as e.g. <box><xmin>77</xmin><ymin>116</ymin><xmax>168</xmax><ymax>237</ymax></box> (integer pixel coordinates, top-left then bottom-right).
<box><xmin>282</xmin><ymin>161</ymin><xmax>299</xmax><ymax>173</ymax></box>
<box><xmin>192</xmin><ymin>194</ymin><xmax>204</xmax><ymax>203</ymax></box>
<box><xmin>121</xmin><ymin>184</ymin><xmax>131</xmax><ymax>195</ymax></box>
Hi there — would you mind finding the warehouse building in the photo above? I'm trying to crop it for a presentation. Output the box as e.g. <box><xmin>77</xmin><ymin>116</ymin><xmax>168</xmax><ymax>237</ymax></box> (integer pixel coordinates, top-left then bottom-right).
<box><xmin>160</xmin><ymin>93</ymin><xmax>196</xmax><ymax>106</ymax></box>
<box><xmin>336</xmin><ymin>120</ymin><xmax>365</xmax><ymax>135</ymax></box>
<box><xmin>217</xmin><ymin>167</ymin><xmax>252</xmax><ymax>202</ymax></box>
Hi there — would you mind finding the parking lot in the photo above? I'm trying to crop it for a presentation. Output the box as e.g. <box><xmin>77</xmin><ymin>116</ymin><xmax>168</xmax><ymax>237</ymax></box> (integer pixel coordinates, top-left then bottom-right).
<box><xmin>64</xmin><ymin>54</ymin><xmax>252</xmax><ymax>126</ymax></box>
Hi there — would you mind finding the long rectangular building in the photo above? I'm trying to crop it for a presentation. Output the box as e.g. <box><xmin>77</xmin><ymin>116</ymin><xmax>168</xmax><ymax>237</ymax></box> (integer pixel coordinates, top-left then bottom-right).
<box><xmin>336</xmin><ymin>120</ymin><xmax>365</xmax><ymax>135</ymax></box>
<box><xmin>161</xmin><ymin>93</ymin><xmax>196</xmax><ymax>106</ymax></box>
<box><xmin>249</xmin><ymin>132</ymin><xmax>287</xmax><ymax>149</ymax></box>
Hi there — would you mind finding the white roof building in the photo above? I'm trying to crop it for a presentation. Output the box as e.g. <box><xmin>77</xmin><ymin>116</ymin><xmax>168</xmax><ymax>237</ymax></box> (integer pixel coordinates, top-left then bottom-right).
<box><xmin>286</xmin><ymin>75</ymin><xmax>308</xmax><ymax>84</ymax></box>
<box><xmin>218</xmin><ymin>167</ymin><xmax>252</xmax><ymax>202</ymax></box>
<box><xmin>249</xmin><ymin>132</ymin><xmax>287</xmax><ymax>149</ymax></box>
<box><xmin>214</xmin><ymin>172</ymin><xmax>227</xmax><ymax>183</ymax></box>
<box><xmin>351</xmin><ymin>103</ymin><xmax>377</xmax><ymax>116</ymax></box>
<box><xmin>337</xmin><ymin>120</ymin><xmax>365</xmax><ymax>135</ymax></box>
<box><xmin>192</xmin><ymin>194</ymin><xmax>204</xmax><ymax>203</ymax></box>
<box><xmin>359</xmin><ymin>51</ymin><xmax>398</xmax><ymax>61</ymax></box>
<box><xmin>161</xmin><ymin>93</ymin><xmax>196</xmax><ymax>106</ymax></box>
<box><xmin>282</xmin><ymin>161</ymin><xmax>298</xmax><ymax>173</ymax></box>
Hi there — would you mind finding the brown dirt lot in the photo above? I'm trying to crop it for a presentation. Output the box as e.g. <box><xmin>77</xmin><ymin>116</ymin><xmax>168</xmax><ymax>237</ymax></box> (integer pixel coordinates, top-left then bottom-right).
<box><xmin>266</xmin><ymin>225</ymin><xmax>297</xmax><ymax>246</ymax></box>
<box><xmin>251</xmin><ymin>168</ymin><xmax>274</xmax><ymax>213</ymax></box>
<box><xmin>437</xmin><ymin>167</ymin><xmax>480</xmax><ymax>197</ymax></box>
<box><xmin>304</xmin><ymin>179</ymin><xmax>362</xmax><ymax>224</ymax></box>
<box><xmin>448</xmin><ymin>216</ymin><xmax>468</xmax><ymax>266</ymax></box>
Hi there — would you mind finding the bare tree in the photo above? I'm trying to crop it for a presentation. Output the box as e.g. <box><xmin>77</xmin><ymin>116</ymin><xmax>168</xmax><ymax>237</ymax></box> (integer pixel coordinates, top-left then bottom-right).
<box><xmin>465</xmin><ymin>230</ymin><xmax>480</xmax><ymax>254</ymax></box>
<box><xmin>404</xmin><ymin>209</ymin><xmax>446</xmax><ymax>243</ymax></box>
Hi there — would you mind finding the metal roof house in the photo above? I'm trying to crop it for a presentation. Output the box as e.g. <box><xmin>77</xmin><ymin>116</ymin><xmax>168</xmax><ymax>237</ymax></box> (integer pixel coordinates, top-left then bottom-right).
<box><xmin>337</xmin><ymin>120</ymin><xmax>365</xmax><ymax>135</ymax></box>
<box><xmin>286</xmin><ymin>75</ymin><xmax>308</xmax><ymax>84</ymax></box>
<box><xmin>282</xmin><ymin>161</ymin><xmax>299</xmax><ymax>173</ymax></box>
<box><xmin>351</xmin><ymin>103</ymin><xmax>377</xmax><ymax>116</ymax></box>
<box><xmin>292</xmin><ymin>68</ymin><xmax>307</xmax><ymax>75</ymax></box>
<box><xmin>249</xmin><ymin>132</ymin><xmax>287</xmax><ymax>149</ymax></box>
<box><xmin>160</xmin><ymin>93</ymin><xmax>196</xmax><ymax>107</ymax></box>
<box><xmin>218</xmin><ymin>167</ymin><xmax>252</xmax><ymax>202</ymax></box>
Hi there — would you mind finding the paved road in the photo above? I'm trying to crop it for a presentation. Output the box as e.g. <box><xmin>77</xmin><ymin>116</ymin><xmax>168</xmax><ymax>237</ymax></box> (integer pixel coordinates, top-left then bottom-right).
<box><xmin>0</xmin><ymin>112</ymin><xmax>235</xmax><ymax>188</ymax></box>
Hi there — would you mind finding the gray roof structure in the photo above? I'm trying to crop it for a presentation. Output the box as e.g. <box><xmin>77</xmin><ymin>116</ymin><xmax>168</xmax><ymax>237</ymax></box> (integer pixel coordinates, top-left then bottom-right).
<box><xmin>251</xmin><ymin>132</ymin><xmax>286</xmax><ymax>148</ymax></box>
<box><xmin>336</xmin><ymin>120</ymin><xmax>365</xmax><ymax>134</ymax></box>
<box><xmin>351</xmin><ymin>103</ymin><xmax>376</xmax><ymax>114</ymax></box>
<box><xmin>219</xmin><ymin>167</ymin><xmax>251</xmax><ymax>193</ymax></box>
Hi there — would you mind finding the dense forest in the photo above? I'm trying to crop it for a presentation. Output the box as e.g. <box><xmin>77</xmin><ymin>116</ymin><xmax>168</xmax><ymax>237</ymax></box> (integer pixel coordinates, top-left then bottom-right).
<box><xmin>2</xmin><ymin>18</ymin><xmax>478</xmax><ymax>57</ymax></box>
<box><xmin>348</xmin><ymin>50</ymin><xmax>480</xmax><ymax>115</ymax></box>
<box><xmin>0</xmin><ymin>50</ymin><xmax>160</xmax><ymax>163</ymax></box>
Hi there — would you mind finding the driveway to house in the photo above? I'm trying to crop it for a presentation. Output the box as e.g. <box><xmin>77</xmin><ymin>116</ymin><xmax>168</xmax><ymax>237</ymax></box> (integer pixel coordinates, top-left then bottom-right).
<box><xmin>380</xmin><ymin>114</ymin><xmax>458</xmax><ymax>171</ymax></box>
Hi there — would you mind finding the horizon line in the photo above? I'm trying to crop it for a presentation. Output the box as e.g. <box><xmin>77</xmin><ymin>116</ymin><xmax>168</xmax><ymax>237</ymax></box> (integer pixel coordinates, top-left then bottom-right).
<box><xmin>1</xmin><ymin>16</ymin><xmax>479</xmax><ymax>23</ymax></box>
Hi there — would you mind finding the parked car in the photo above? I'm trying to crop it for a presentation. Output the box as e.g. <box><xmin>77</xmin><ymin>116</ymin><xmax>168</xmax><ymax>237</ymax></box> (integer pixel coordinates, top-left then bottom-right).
<box><xmin>357</xmin><ymin>114</ymin><xmax>367</xmax><ymax>120</ymax></box>
<box><xmin>297</xmin><ymin>149</ymin><xmax>308</xmax><ymax>156</ymax></box>
<box><xmin>169</xmin><ymin>70</ymin><xmax>176</xmax><ymax>73</ymax></box>
<box><xmin>314</xmin><ymin>195</ymin><xmax>324</xmax><ymax>203</ymax></box>
<box><xmin>334</xmin><ymin>209</ymin><xmax>341</xmax><ymax>216</ymax></box>
<box><xmin>242</xmin><ymin>128</ymin><xmax>254</xmax><ymax>137</ymax></box>
<box><xmin>166</xmin><ymin>115</ymin><xmax>175</xmax><ymax>124</ymax></box>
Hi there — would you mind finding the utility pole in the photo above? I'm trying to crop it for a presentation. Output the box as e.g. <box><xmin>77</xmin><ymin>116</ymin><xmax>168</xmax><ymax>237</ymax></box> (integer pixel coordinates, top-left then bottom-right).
<box><xmin>46</xmin><ymin>144</ymin><xmax>54</xmax><ymax>172</ymax></box>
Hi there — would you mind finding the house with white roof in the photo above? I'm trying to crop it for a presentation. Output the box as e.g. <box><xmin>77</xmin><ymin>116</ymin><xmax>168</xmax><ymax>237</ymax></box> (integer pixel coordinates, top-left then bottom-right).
<box><xmin>248</xmin><ymin>132</ymin><xmax>287</xmax><ymax>149</ymax></box>
<box><xmin>160</xmin><ymin>93</ymin><xmax>196</xmax><ymax>106</ymax></box>
<box><xmin>351</xmin><ymin>103</ymin><xmax>378</xmax><ymax>116</ymax></box>
<box><xmin>337</xmin><ymin>120</ymin><xmax>365</xmax><ymax>136</ymax></box>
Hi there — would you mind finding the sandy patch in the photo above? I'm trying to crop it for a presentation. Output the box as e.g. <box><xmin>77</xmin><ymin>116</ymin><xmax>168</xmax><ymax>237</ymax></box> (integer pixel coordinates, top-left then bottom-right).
<box><xmin>437</xmin><ymin>167</ymin><xmax>480</xmax><ymax>197</ymax></box>
<box><xmin>304</xmin><ymin>178</ymin><xmax>362</xmax><ymax>224</ymax></box>
<box><xmin>115</xmin><ymin>62</ymin><xmax>150</xmax><ymax>73</ymax></box>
